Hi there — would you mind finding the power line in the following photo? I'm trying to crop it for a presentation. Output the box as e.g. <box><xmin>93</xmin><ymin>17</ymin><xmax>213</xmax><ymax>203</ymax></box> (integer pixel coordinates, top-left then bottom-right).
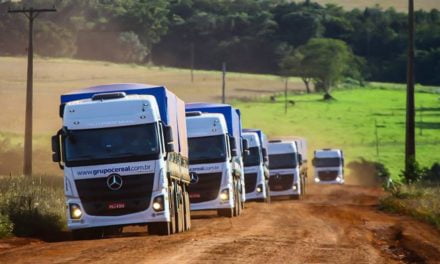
<box><xmin>8</xmin><ymin>6</ymin><xmax>56</xmax><ymax>177</ymax></box>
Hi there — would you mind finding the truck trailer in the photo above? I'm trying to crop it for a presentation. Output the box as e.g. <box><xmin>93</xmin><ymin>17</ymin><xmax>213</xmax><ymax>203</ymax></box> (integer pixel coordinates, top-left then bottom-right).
<box><xmin>242</xmin><ymin>129</ymin><xmax>270</xmax><ymax>202</ymax></box>
<box><xmin>185</xmin><ymin>103</ymin><xmax>245</xmax><ymax>217</ymax></box>
<box><xmin>268</xmin><ymin>140</ymin><xmax>305</xmax><ymax>199</ymax></box>
<box><xmin>51</xmin><ymin>83</ymin><xmax>191</xmax><ymax>238</ymax></box>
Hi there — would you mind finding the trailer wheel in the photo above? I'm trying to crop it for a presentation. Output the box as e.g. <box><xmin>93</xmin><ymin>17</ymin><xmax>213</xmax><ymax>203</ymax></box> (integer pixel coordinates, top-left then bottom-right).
<box><xmin>183</xmin><ymin>185</ymin><xmax>191</xmax><ymax>231</ymax></box>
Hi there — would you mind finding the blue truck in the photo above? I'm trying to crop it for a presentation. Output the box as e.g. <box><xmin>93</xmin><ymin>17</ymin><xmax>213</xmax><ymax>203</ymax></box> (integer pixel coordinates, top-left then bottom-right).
<box><xmin>185</xmin><ymin>103</ymin><xmax>245</xmax><ymax>217</ymax></box>
<box><xmin>52</xmin><ymin>83</ymin><xmax>191</xmax><ymax>237</ymax></box>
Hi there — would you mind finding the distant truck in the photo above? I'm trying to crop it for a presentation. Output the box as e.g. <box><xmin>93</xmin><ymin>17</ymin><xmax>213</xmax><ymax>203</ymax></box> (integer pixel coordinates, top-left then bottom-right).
<box><xmin>313</xmin><ymin>149</ymin><xmax>345</xmax><ymax>184</ymax></box>
<box><xmin>268</xmin><ymin>140</ymin><xmax>305</xmax><ymax>199</ymax></box>
<box><xmin>185</xmin><ymin>103</ymin><xmax>245</xmax><ymax>217</ymax></box>
<box><xmin>242</xmin><ymin>129</ymin><xmax>270</xmax><ymax>202</ymax></box>
<box><xmin>51</xmin><ymin>83</ymin><xmax>192</xmax><ymax>238</ymax></box>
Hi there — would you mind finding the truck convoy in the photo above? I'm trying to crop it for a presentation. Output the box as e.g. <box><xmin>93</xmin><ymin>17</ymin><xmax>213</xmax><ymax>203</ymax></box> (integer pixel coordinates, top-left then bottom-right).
<box><xmin>51</xmin><ymin>83</ymin><xmax>192</xmax><ymax>237</ymax></box>
<box><xmin>268</xmin><ymin>140</ymin><xmax>305</xmax><ymax>199</ymax></box>
<box><xmin>313</xmin><ymin>149</ymin><xmax>345</xmax><ymax>184</ymax></box>
<box><xmin>242</xmin><ymin>129</ymin><xmax>270</xmax><ymax>202</ymax></box>
<box><xmin>185</xmin><ymin>103</ymin><xmax>244</xmax><ymax>217</ymax></box>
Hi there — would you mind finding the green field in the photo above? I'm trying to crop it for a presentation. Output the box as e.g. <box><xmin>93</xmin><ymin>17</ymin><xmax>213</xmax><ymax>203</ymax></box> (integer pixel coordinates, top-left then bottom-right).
<box><xmin>234</xmin><ymin>86</ymin><xmax>440</xmax><ymax>179</ymax></box>
<box><xmin>0</xmin><ymin>57</ymin><xmax>439</xmax><ymax>180</ymax></box>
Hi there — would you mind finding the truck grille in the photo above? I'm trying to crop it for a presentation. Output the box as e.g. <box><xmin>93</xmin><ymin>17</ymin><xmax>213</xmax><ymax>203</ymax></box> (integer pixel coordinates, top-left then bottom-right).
<box><xmin>245</xmin><ymin>173</ymin><xmax>257</xmax><ymax>193</ymax></box>
<box><xmin>75</xmin><ymin>173</ymin><xmax>154</xmax><ymax>216</ymax></box>
<box><xmin>318</xmin><ymin>171</ymin><xmax>338</xmax><ymax>181</ymax></box>
<box><xmin>188</xmin><ymin>172</ymin><xmax>222</xmax><ymax>203</ymax></box>
<box><xmin>269</xmin><ymin>173</ymin><xmax>293</xmax><ymax>191</ymax></box>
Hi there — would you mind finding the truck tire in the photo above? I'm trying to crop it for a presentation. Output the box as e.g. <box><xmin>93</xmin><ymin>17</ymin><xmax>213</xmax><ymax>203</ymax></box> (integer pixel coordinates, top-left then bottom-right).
<box><xmin>183</xmin><ymin>185</ymin><xmax>191</xmax><ymax>231</ymax></box>
<box><xmin>264</xmin><ymin>182</ymin><xmax>271</xmax><ymax>203</ymax></box>
<box><xmin>176</xmin><ymin>184</ymin><xmax>185</xmax><ymax>233</ymax></box>
<box><xmin>149</xmin><ymin>186</ymin><xmax>177</xmax><ymax>236</ymax></box>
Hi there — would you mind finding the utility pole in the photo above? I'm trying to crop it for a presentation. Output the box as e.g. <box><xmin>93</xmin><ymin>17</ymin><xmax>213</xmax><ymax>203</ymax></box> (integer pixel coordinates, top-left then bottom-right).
<box><xmin>405</xmin><ymin>0</ymin><xmax>416</xmax><ymax>174</ymax></box>
<box><xmin>190</xmin><ymin>42</ymin><xmax>195</xmax><ymax>83</ymax></box>
<box><xmin>222</xmin><ymin>62</ymin><xmax>226</xmax><ymax>104</ymax></box>
<box><xmin>8</xmin><ymin>6</ymin><xmax>56</xmax><ymax>177</ymax></box>
<box><xmin>284</xmin><ymin>78</ymin><xmax>288</xmax><ymax>114</ymax></box>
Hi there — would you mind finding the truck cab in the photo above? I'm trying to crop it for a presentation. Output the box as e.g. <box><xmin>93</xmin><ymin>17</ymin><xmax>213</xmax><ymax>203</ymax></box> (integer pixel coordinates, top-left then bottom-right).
<box><xmin>313</xmin><ymin>149</ymin><xmax>345</xmax><ymax>184</ymax></box>
<box><xmin>242</xmin><ymin>130</ymin><xmax>270</xmax><ymax>202</ymax></box>
<box><xmin>186</xmin><ymin>110</ymin><xmax>243</xmax><ymax>217</ymax></box>
<box><xmin>268</xmin><ymin>140</ymin><xmax>303</xmax><ymax>199</ymax></box>
<box><xmin>51</xmin><ymin>84</ymin><xmax>191</xmax><ymax>237</ymax></box>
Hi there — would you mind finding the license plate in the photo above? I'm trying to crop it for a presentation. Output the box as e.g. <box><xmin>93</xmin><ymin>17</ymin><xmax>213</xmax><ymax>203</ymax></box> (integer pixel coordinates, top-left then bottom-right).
<box><xmin>190</xmin><ymin>193</ymin><xmax>200</xmax><ymax>199</ymax></box>
<box><xmin>108</xmin><ymin>202</ymin><xmax>125</xmax><ymax>209</ymax></box>
<box><xmin>274</xmin><ymin>185</ymin><xmax>283</xmax><ymax>190</ymax></box>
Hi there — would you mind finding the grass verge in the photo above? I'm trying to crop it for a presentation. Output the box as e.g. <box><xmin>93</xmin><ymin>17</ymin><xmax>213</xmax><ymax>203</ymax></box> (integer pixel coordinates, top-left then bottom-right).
<box><xmin>0</xmin><ymin>175</ymin><xmax>65</xmax><ymax>239</ymax></box>
<box><xmin>380</xmin><ymin>184</ymin><xmax>440</xmax><ymax>229</ymax></box>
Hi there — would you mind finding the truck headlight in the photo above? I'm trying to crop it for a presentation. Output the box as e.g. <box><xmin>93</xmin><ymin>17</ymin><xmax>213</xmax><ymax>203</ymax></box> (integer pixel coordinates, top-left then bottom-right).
<box><xmin>152</xmin><ymin>195</ymin><xmax>165</xmax><ymax>212</ymax></box>
<box><xmin>314</xmin><ymin>178</ymin><xmax>320</xmax><ymax>183</ymax></box>
<box><xmin>219</xmin><ymin>189</ymin><xmax>229</xmax><ymax>201</ymax></box>
<box><xmin>69</xmin><ymin>204</ymin><xmax>82</xmax><ymax>219</ymax></box>
<box><xmin>256</xmin><ymin>184</ymin><xmax>263</xmax><ymax>193</ymax></box>
<box><xmin>336</xmin><ymin>177</ymin><xmax>341</xmax><ymax>182</ymax></box>
<box><xmin>292</xmin><ymin>184</ymin><xmax>297</xmax><ymax>191</ymax></box>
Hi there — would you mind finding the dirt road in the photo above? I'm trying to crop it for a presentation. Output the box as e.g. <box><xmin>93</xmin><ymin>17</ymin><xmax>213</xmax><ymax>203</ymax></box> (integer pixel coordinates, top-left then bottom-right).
<box><xmin>1</xmin><ymin>185</ymin><xmax>439</xmax><ymax>264</ymax></box>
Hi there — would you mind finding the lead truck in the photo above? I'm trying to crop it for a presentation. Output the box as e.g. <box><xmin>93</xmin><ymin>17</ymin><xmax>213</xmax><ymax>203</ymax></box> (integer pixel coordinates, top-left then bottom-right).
<box><xmin>242</xmin><ymin>129</ymin><xmax>270</xmax><ymax>202</ymax></box>
<box><xmin>185</xmin><ymin>103</ymin><xmax>245</xmax><ymax>217</ymax></box>
<box><xmin>51</xmin><ymin>83</ymin><xmax>191</xmax><ymax>238</ymax></box>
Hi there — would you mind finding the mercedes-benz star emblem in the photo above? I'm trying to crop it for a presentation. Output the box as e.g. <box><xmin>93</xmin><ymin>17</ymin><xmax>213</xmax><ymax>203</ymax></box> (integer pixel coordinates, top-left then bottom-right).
<box><xmin>107</xmin><ymin>174</ymin><xmax>123</xmax><ymax>191</ymax></box>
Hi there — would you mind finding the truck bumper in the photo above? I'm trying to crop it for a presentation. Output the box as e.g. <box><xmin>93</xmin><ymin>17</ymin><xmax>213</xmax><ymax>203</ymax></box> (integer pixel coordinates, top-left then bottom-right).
<box><xmin>66</xmin><ymin>195</ymin><xmax>169</xmax><ymax>230</ymax></box>
<box><xmin>190</xmin><ymin>196</ymin><xmax>234</xmax><ymax>211</ymax></box>
<box><xmin>269</xmin><ymin>182</ymin><xmax>301</xmax><ymax>197</ymax></box>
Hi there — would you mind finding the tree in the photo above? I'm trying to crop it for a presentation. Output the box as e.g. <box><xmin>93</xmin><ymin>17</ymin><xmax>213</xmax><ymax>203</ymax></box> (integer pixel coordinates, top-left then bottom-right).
<box><xmin>299</xmin><ymin>38</ymin><xmax>359</xmax><ymax>99</ymax></box>
<box><xmin>280</xmin><ymin>50</ymin><xmax>313</xmax><ymax>93</ymax></box>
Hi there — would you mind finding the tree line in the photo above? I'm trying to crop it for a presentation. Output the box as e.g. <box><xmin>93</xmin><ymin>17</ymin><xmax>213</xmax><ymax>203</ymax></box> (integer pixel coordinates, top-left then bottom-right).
<box><xmin>1</xmin><ymin>0</ymin><xmax>439</xmax><ymax>86</ymax></box>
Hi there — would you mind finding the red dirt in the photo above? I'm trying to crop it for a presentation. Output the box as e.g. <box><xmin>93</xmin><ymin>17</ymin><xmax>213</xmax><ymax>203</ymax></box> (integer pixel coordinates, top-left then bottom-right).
<box><xmin>0</xmin><ymin>184</ymin><xmax>439</xmax><ymax>264</ymax></box>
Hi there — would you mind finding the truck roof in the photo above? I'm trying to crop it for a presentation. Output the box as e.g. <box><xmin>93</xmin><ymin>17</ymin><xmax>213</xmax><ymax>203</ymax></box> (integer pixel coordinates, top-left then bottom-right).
<box><xmin>243</xmin><ymin>129</ymin><xmax>268</xmax><ymax>151</ymax></box>
<box><xmin>186</xmin><ymin>113</ymin><xmax>228</xmax><ymax>137</ymax></box>
<box><xmin>268</xmin><ymin>141</ymin><xmax>297</xmax><ymax>155</ymax></box>
<box><xmin>242</xmin><ymin>132</ymin><xmax>261</xmax><ymax>148</ymax></box>
<box><xmin>186</xmin><ymin>103</ymin><xmax>242</xmax><ymax>156</ymax></box>
<box><xmin>314</xmin><ymin>149</ymin><xmax>343</xmax><ymax>158</ymax></box>
<box><xmin>60</xmin><ymin>83</ymin><xmax>188</xmax><ymax>158</ymax></box>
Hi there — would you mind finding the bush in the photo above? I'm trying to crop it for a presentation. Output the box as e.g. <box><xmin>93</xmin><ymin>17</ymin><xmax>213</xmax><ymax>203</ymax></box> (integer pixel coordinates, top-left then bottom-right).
<box><xmin>0</xmin><ymin>213</ymin><xmax>13</xmax><ymax>238</ymax></box>
<box><xmin>0</xmin><ymin>176</ymin><xmax>65</xmax><ymax>239</ymax></box>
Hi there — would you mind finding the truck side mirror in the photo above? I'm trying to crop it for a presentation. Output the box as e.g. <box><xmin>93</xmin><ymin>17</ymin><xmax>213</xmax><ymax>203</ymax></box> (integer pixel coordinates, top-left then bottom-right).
<box><xmin>312</xmin><ymin>158</ymin><xmax>316</xmax><ymax>166</ymax></box>
<box><xmin>51</xmin><ymin>135</ymin><xmax>61</xmax><ymax>162</ymax></box>
<box><xmin>298</xmin><ymin>154</ymin><xmax>303</xmax><ymax>165</ymax></box>
<box><xmin>262</xmin><ymin>148</ymin><xmax>268</xmax><ymax>163</ymax></box>
<box><xmin>164</xmin><ymin>125</ymin><xmax>175</xmax><ymax>152</ymax></box>
<box><xmin>229</xmin><ymin>136</ymin><xmax>238</xmax><ymax>157</ymax></box>
<box><xmin>242</xmin><ymin>138</ymin><xmax>249</xmax><ymax>155</ymax></box>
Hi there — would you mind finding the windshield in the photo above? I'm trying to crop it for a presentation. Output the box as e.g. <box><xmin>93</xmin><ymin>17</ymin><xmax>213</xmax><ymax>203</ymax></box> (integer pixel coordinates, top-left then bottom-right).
<box><xmin>269</xmin><ymin>153</ymin><xmax>298</xmax><ymax>169</ymax></box>
<box><xmin>313</xmin><ymin>157</ymin><xmax>342</xmax><ymax>168</ymax></box>
<box><xmin>188</xmin><ymin>135</ymin><xmax>227</xmax><ymax>164</ymax></box>
<box><xmin>64</xmin><ymin>124</ymin><xmax>160</xmax><ymax>166</ymax></box>
<box><xmin>243</xmin><ymin>147</ymin><xmax>261</xmax><ymax>167</ymax></box>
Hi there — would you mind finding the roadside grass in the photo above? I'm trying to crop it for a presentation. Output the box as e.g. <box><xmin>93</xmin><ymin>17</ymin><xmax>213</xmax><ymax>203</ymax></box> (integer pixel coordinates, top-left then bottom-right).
<box><xmin>0</xmin><ymin>175</ymin><xmax>65</xmax><ymax>239</ymax></box>
<box><xmin>380</xmin><ymin>184</ymin><xmax>440</xmax><ymax>229</ymax></box>
<box><xmin>233</xmin><ymin>86</ymin><xmax>440</xmax><ymax>179</ymax></box>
